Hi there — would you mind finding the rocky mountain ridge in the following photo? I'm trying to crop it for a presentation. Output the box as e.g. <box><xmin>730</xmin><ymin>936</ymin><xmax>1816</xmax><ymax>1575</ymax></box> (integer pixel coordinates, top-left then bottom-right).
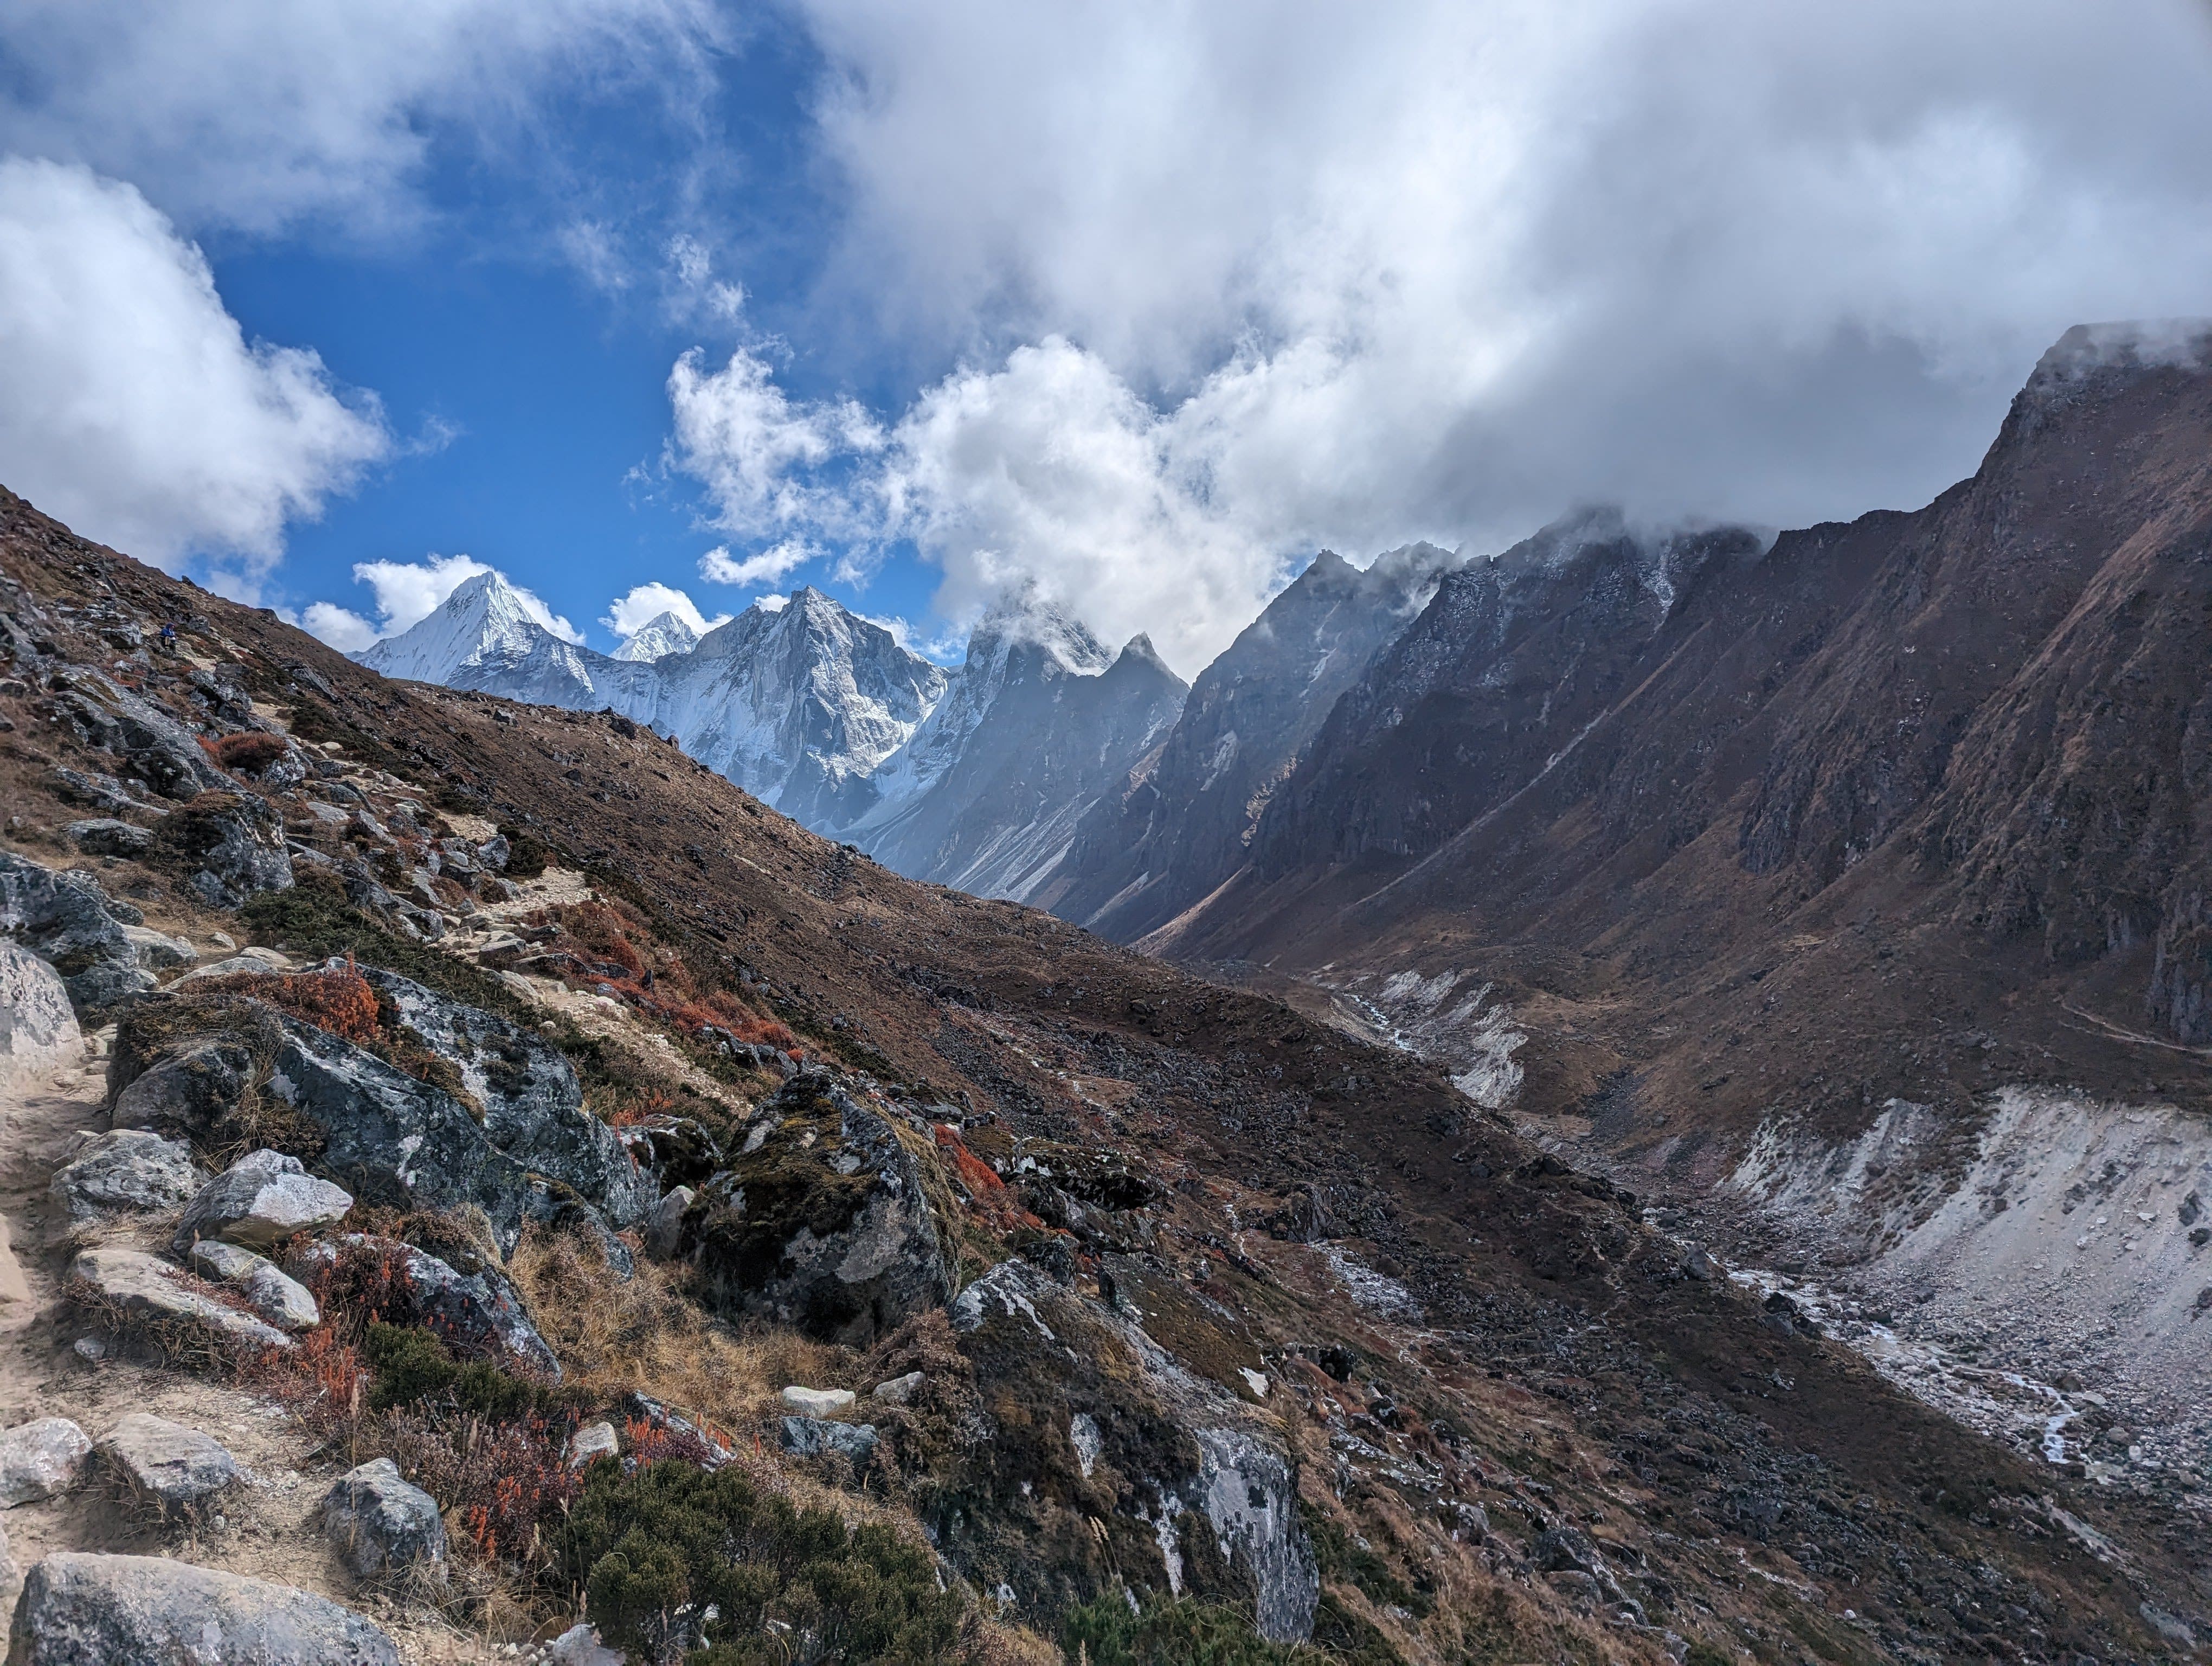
<box><xmin>2</xmin><ymin>480</ymin><xmax>2202</xmax><ymax>1661</ymax></box>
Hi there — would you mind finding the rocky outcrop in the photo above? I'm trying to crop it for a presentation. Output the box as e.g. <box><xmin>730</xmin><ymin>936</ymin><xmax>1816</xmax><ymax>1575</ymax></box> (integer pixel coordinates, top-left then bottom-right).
<box><xmin>8</xmin><ymin>1552</ymin><xmax>401</xmax><ymax>1664</ymax></box>
<box><xmin>0</xmin><ymin>851</ymin><xmax>154</xmax><ymax>1015</ymax></box>
<box><xmin>172</xmin><ymin>1150</ymin><xmax>353</xmax><ymax>1256</ymax></box>
<box><xmin>942</xmin><ymin>1256</ymin><xmax>1317</xmax><ymax>1642</ymax></box>
<box><xmin>0</xmin><ymin>941</ymin><xmax>80</xmax><ymax>1096</ymax></box>
<box><xmin>43</xmin><ymin>667</ymin><xmax>229</xmax><ymax>800</ymax></box>
<box><xmin>150</xmin><ymin>791</ymin><xmax>293</xmax><ymax>909</ymax></box>
<box><xmin>0</xmin><ymin>1418</ymin><xmax>91</xmax><ymax>1506</ymax></box>
<box><xmin>68</xmin><ymin>1246</ymin><xmax>294</xmax><ymax>1356</ymax></box>
<box><xmin>65</xmin><ymin>817</ymin><xmax>152</xmax><ymax>857</ymax></box>
<box><xmin>684</xmin><ymin>1071</ymin><xmax>956</xmax><ymax>1345</ymax></box>
<box><xmin>781</xmin><ymin>1417</ymin><xmax>878</xmax><ymax>1460</ymax></box>
<box><xmin>108</xmin><ymin>1039</ymin><xmax>256</xmax><ymax>1141</ymax></box>
<box><xmin>322</xmin><ymin>1458</ymin><xmax>447</xmax><ymax>1581</ymax></box>
<box><xmin>97</xmin><ymin>1414</ymin><xmax>241</xmax><ymax>1516</ymax></box>
<box><xmin>50</xmin><ymin>1131</ymin><xmax>203</xmax><ymax>1223</ymax></box>
<box><xmin>290</xmin><ymin>1235</ymin><xmax>559</xmax><ymax>1380</ymax></box>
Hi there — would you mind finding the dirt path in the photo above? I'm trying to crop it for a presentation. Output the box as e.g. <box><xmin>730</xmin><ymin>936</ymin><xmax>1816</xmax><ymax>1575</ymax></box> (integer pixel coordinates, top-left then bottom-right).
<box><xmin>0</xmin><ymin>1039</ymin><xmax>510</xmax><ymax>1663</ymax></box>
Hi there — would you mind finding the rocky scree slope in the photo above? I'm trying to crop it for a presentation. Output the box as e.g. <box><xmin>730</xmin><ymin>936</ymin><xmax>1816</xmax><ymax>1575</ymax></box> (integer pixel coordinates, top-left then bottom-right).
<box><xmin>0</xmin><ymin>485</ymin><xmax>2205</xmax><ymax>1660</ymax></box>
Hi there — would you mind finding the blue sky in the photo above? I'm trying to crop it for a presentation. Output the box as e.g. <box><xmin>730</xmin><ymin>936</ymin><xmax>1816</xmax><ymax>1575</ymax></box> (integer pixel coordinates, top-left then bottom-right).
<box><xmin>4</xmin><ymin>2</ymin><xmax>2211</xmax><ymax>678</ymax></box>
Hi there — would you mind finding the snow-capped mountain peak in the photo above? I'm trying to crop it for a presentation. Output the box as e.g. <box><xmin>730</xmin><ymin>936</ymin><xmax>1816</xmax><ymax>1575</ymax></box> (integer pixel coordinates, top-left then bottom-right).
<box><xmin>357</xmin><ymin>569</ymin><xmax>552</xmax><ymax>684</ymax></box>
<box><xmin>612</xmin><ymin>610</ymin><xmax>702</xmax><ymax>663</ymax></box>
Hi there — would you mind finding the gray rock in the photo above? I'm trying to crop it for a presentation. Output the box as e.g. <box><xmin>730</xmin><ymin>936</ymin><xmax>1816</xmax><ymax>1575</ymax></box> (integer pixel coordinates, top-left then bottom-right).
<box><xmin>50</xmin><ymin>1130</ymin><xmax>203</xmax><ymax>1221</ymax></box>
<box><xmin>47</xmin><ymin>668</ymin><xmax>229</xmax><ymax>800</ymax></box>
<box><xmin>108</xmin><ymin>1040</ymin><xmax>255</xmax><ymax>1139</ymax></box>
<box><xmin>544</xmin><ymin>1623</ymin><xmax>625</xmax><ymax>1666</ymax></box>
<box><xmin>0</xmin><ymin>1418</ymin><xmax>92</xmax><ymax>1506</ymax></box>
<box><xmin>66</xmin><ymin>818</ymin><xmax>153</xmax><ymax>857</ymax></box>
<box><xmin>0</xmin><ymin>941</ymin><xmax>80</xmax><ymax>1097</ymax></box>
<box><xmin>51</xmin><ymin>766</ymin><xmax>164</xmax><ymax>817</ymax></box>
<box><xmin>642</xmin><ymin>1185</ymin><xmax>693</xmax><ymax>1260</ymax></box>
<box><xmin>153</xmin><ymin>791</ymin><xmax>294</xmax><ymax>909</ymax></box>
<box><xmin>8</xmin><ymin>1552</ymin><xmax>401</xmax><ymax>1664</ymax></box>
<box><xmin>120</xmin><ymin>925</ymin><xmax>195</xmax><ymax>969</ymax></box>
<box><xmin>781</xmin><ymin>1386</ymin><xmax>855</xmax><ymax>1417</ymax></box>
<box><xmin>289</xmin><ymin>1236</ymin><xmax>560</xmax><ymax>1380</ymax></box>
<box><xmin>0</xmin><ymin>1518</ymin><xmax>18</xmax><ymax>1629</ymax></box>
<box><xmin>98</xmin><ymin>1413</ymin><xmax>241</xmax><ymax>1514</ymax></box>
<box><xmin>68</xmin><ymin>1246</ymin><xmax>294</xmax><ymax>1356</ymax></box>
<box><xmin>321</xmin><ymin>1458</ymin><xmax>446</xmax><ymax>1581</ymax></box>
<box><xmin>687</xmin><ymin>1069</ymin><xmax>956</xmax><ymax>1345</ymax></box>
<box><xmin>173</xmin><ymin>1149</ymin><xmax>353</xmax><ymax>1256</ymax></box>
<box><xmin>188</xmin><ymin>1242</ymin><xmax>320</xmax><ymax>1331</ymax></box>
<box><xmin>780</xmin><ymin>1417</ymin><xmax>879</xmax><ymax>1460</ymax></box>
<box><xmin>873</xmin><ymin>1370</ymin><xmax>924</xmax><ymax>1406</ymax></box>
<box><xmin>0</xmin><ymin>850</ymin><xmax>152</xmax><ymax>1017</ymax></box>
<box><xmin>568</xmin><ymin>1421</ymin><xmax>619</xmax><ymax>1467</ymax></box>
<box><xmin>475</xmin><ymin>834</ymin><xmax>511</xmax><ymax>872</ymax></box>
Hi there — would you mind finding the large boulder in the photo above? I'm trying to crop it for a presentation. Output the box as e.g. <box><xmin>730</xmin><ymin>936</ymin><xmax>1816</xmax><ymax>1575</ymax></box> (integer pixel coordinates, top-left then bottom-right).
<box><xmin>172</xmin><ymin>1150</ymin><xmax>353</xmax><ymax>1256</ymax></box>
<box><xmin>0</xmin><ymin>942</ymin><xmax>79</xmax><ymax>1098</ymax></box>
<box><xmin>7</xmin><ymin>1552</ymin><xmax>401</xmax><ymax>1664</ymax></box>
<box><xmin>50</xmin><ymin>1131</ymin><xmax>203</xmax><ymax>1223</ymax></box>
<box><xmin>936</xmin><ymin>1256</ymin><xmax>1319</xmax><ymax>1643</ymax></box>
<box><xmin>0</xmin><ymin>1418</ymin><xmax>91</xmax><ymax>1506</ymax></box>
<box><xmin>97</xmin><ymin>1414</ymin><xmax>241</xmax><ymax>1516</ymax></box>
<box><xmin>151</xmin><ymin>792</ymin><xmax>293</xmax><ymax>909</ymax></box>
<box><xmin>684</xmin><ymin>1069</ymin><xmax>956</xmax><ymax>1345</ymax></box>
<box><xmin>68</xmin><ymin>1246</ymin><xmax>293</xmax><ymax>1357</ymax></box>
<box><xmin>47</xmin><ymin>668</ymin><xmax>229</xmax><ymax>800</ymax></box>
<box><xmin>188</xmin><ymin>1242</ymin><xmax>320</xmax><ymax>1331</ymax></box>
<box><xmin>290</xmin><ymin>1235</ymin><xmax>559</xmax><ymax>1380</ymax></box>
<box><xmin>322</xmin><ymin>1458</ymin><xmax>446</xmax><ymax>1581</ymax></box>
<box><xmin>0</xmin><ymin>852</ymin><xmax>153</xmax><ymax>1016</ymax></box>
<box><xmin>108</xmin><ymin>1040</ymin><xmax>256</xmax><ymax>1141</ymax></box>
<box><xmin>65</xmin><ymin>818</ymin><xmax>153</xmax><ymax>857</ymax></box>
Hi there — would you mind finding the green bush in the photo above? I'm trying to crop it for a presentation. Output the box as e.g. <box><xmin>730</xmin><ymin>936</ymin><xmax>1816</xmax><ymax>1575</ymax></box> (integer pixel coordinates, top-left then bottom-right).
<box><xmin>1061</xmin><ymin>1594</ymin><xmax>1327</xmax><ymax>1666</ymax></box>
<box><xmin>362</xmin><ymin>1322</ymin><xmax>558</xmax><ymax>1421</ymax></box>
<box><xmin>560</xmin><ymin>1459</ymin><xmax>966</xmax><ymax>1666</ymax></box>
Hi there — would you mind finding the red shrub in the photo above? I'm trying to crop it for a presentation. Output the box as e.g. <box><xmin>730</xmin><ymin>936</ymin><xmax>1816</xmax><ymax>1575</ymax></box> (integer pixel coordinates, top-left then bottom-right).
<box><xmin>209</xmin><ymin>959</ymin><xmax>381</xmax><ymax>1044</ymax></box>
<box><xmin>932</xmin><ymin>1125</ymin><xmax>1006</xmax><ymax>1195</ymax></box>
<box><xmin>202</xmin><ymin>731</ymin><xmax>290</xmax><ymax>773</ymax></box>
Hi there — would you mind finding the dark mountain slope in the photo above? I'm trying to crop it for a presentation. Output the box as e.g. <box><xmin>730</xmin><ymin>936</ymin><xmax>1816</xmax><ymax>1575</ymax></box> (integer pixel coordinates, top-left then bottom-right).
<box><xmin>3</xmin><ymin>483</ymin><xmax>2205</xmax><ymax>1658</ymax></box>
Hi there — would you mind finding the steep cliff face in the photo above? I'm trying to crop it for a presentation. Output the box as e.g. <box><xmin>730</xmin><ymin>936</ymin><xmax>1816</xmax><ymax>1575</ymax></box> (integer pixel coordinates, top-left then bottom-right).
<box><xmin>1036</xmin><ymin>543</ymin><xmax>1453</xmax><ymax>937</ymax></box>
<box><xmin>1154</xmin><ymin>324</ymin><xmax>2212</xmax><ymax>1151</ymax></box>
<box><xmin>852</xmin><ymin>597</ymin><xmax>1186</xmax><ymax>901</ymax></box>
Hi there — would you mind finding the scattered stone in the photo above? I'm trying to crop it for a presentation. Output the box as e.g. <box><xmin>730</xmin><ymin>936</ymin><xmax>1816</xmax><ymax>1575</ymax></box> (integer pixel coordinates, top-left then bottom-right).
<box><xmin>1682</xmin><ymin>1246</ymin><xmax>1719</xmax><ymax>1281</ymax></box>
<box><xmin>68</xmin><ymin>1246</ymin><xmax>294</xmax><ymax>1356</ymax></box>
<box><xmin>50</xmin><ymin>1130</ymin><xmax>203</xmax><ymax>1222</ymax></box>
<box><xmin>9</xmin><ymin>1551</ymin><xmax>401</xmax><ymax>1664</ymax></box>
<box><xmin>780</xmin><ymin>1417</ymin><xmax>879</xmax><ymax>1461</ymax></box>
<box><xmin>290</xmin><ymin>1236</ymin><xmax>560</xmax><ymax>1380</ymax></box>
<box><xmin>98</xmin><ymin>1413</ymin><xmax>241</xmax><ymax>1515</ymax></box>
<box><xmin>543</xmin><ymin>1622</ymin><xmax>625</xmax><ymax>1666</ymax></box>
<box><xmin>65</xmin><ymin>818</ymin><xmax>153</xmax><ymax>857</ymax></box>
<box><xmin>0</xmin><ymin>1417</ymin><xmax>92</xmax><ymax>1505</ymax></box>
<box><xmin>188</xmin><ymin>1241</ymin><xmax>320</xmax><ymax>1331</ymax></box>
<box><xmin>872</xmin><ymin>1371</ymin><xmax>924</xmax><ymax>1406</ymax></box>
<box><xmin>209</xmin><ymin>930</ymin><xmax>236</xmax><ymax>951</ymax></box>
<box><xmin>781</xmin><ymin>1386</ymin><xmax>856</xmax><ymax>1418</ymax></box>
<box><xmin>568</xmin><ymin>1422</ymin><xmax>619</xmax><ymax>1468</ymax></box>
<box><xmin>0</xmin><ymin>941</ymin><xmax>81</xmax><ymax>1095</ymax></box>
<box><xmin>72</xmin><ymin>1337</ymin><xmax>104</xmax><ymax>1362</ymax></box>
<box><xmin>120</xmin><ymin>925</ymin><xmax>195</xmax><ymax>969</ymax></box>
<box><xmin>0</xmin><ymin>1518</ymin><xmax>18</xmax><ymax>1627</ymax></box>
<box><xmin>173</xmin><ymin>1149</ymin><xmax>353</xmax><ymax>1256</ymax></box>
<box><xmin>642</xmin><ymin>1186</ymin><xmax>693</xmax><ymax>1260</ymax></box>
<box><xmin>322</xmin><ymin>1458</ymin><xmax>447</xmax><ymax>1581</ymax></box>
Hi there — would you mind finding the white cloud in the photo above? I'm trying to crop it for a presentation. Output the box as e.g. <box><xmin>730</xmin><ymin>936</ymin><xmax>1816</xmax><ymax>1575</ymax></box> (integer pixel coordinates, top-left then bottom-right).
<box><xmin>301</xmin><ymin>552</ymin><xmax>582</xmax><ymax>648</ymax></box>
<box><xmin>0</xmin><ymin>0</ymin><xmax>723</xmax><ymax>239</ymax></box>
<box><xmin>0</xmin><ymin>157</ymin><xmax>390</xmax><ymax>573</ymax></box>
<box><xmin>716</xmin><ymin>0</ymin><xmax>2212</xmax><ymax>671</ymax></box>
<box><xmin>750</xmin><ymin>592</ymin><xmax>790</xmax><ymax>614</ymax></box>
<box><xmin>667</xmin><ymin>347</ymin><xmax>883</xmax><ymax>533</ymax></box>
<box><xmin>602</xmin><ymin>580</ymin><xmax>729</xmax><ymax>640</ymax></box>
<box><xmin>698</xmin><ymin>537</ymin><xmax>819</xmax><ymax>589</ymax></box>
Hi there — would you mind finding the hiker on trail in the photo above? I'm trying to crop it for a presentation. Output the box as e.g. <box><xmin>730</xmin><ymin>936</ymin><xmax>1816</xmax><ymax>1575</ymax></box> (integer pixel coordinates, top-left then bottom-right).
<box><xmin>159</xmin><ymin>622</ymin><xmax>178</xmax><ymax>653</ymax></box>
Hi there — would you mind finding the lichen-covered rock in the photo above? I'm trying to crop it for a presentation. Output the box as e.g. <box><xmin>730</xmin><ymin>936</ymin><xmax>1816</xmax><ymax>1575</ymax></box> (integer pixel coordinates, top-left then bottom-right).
<box><xmin>50</xmin><ymin>1131</ymin><xmax>203</xmax><ymax>1222</ymax></box>
<box><xmin>322</xmin><ymin>1458</ymin><xmax>446</xmax><ymax>1581</ymax></box>
<box><xmin>151</xmin><ymin>791</ymin><xmax>293</xmax><ymax>909</ymax></box>
<box><xmin>188</xmin><ymin>1241</ymin><xmax>320</xmax><ymax>1331</ymax></box>
<box><xmin>352</xmin><ymin>964</ymin><xmax>651</xmax><ymax>1228</ymax></box>
<box><xmin>290</xmin><ymin>1235</ymin><xmax>560</xmax><ymax>1380</ymax></box>
<box><xmin>107</xmin><ymin>1039</ymin><xmax>256</xmax><ymax>1140</ymax></box>
<box><xmin>568</xmin><ymin>1421</ymin><xmax>619</xmax><ymax>1467</ymax></box>
<box><xmin>8</xmin><ymin>1552</ymin><xmax>401</xmax><ymax>1664</ymax></box>
<box><xmin>0</xmin><ymin>851</ymin><xmax>154</xmax><ymax>1016</ymax></box>
<box><xmin>685</xmin><ymin>1069</ymin><xmax>956</xmax><ymax>1345</ymax></box>
<box><xmin>781</xmin><ymin>1417</ymin><xmax>879</xmax><ymax>1460</ymax></box>
<box><xmin>0</xmin><ymin>941</ymin><xmax>80</xmax><ymax>1097</ymax></box>
<box><xmin>97</xmin><ymin>1414</ymin><xmax>241</xmax><ymax>1514</ymax></box>
<box><xmin>642</xmin><ymin>1184</ymin><xmax>693</xmax><ymax>1260</ymax></box>
<box><xmin>0</xmin><ymin>1417</ymin><xmax>92</xmax><ymax>1506</ymax></box>
<box><xmin>68</xmin><ymin>1246</ymin><xmax>294</xmax><ymax>1356</ymax></box>
<box><xmin>172</xmin><ymin>1149</ymin><xmax>353</xmax><ymax>1255</ymax></box>
<box><xmin>940</xmin><ymin>1256</ymin><xmax>1318</xmax><ymax>1643</ymax></box>
<box><xmin>46</xmin><ymin>668</ymin><xmax>229</xmax><ymax>800</ymax></box>
<box><xmin>120</xmin><ymin>925</ymin><xmax>195</xmax><ymax>969</ymax></box>
<box><xmin>65</xmin><ymin>818</ymin><xmax>153</xmax><ymax>857</ymax></box>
